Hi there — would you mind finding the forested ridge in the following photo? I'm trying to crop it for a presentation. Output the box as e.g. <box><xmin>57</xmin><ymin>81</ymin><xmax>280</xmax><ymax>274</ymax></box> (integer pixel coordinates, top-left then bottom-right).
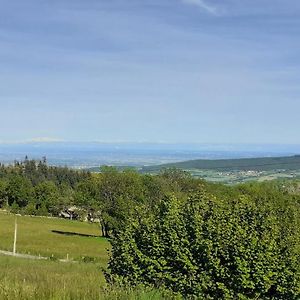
<box><xmin>142</xmin><ymin>155</ymin><xmax>300</xmax><ymax>172</ymax></box>
<box><xmin>1</xmin><ymin>158</ymin><xmax>300</xmax><ymax>298</ymax></box>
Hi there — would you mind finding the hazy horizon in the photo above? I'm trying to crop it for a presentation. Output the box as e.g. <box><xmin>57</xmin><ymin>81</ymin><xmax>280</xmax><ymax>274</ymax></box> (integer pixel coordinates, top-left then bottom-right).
<box><xmin>1</xmin><ymin>141</ymin><xmax>300</xmax><ymax>168</ymax></box>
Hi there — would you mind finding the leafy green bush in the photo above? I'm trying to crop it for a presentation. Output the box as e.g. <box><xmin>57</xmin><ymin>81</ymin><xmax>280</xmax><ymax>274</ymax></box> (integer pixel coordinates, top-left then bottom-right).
<box><xmin>106</xmin><ymin>191</ymin><xmax>300</xmax><ymax>299</ymax></box>
<box><xmin>23</xmin><ymin>201</ymin><xmax>37</xmax><ymax>215</ymax></box>
<box><xmin>10</xmin><ymin>201</ymin><xmax>20</xmax><ymax>214</ymax></box>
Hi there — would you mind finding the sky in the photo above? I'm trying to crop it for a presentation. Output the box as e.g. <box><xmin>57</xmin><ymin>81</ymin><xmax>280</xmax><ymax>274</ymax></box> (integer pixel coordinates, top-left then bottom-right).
<box><xmin>0</xmin><ymin>0</ymin><xmax>299</xmax><ymax>144</ymax></box>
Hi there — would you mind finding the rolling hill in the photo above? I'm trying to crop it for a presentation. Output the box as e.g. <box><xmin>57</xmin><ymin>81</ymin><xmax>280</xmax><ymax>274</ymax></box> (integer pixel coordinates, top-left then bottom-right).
<box><xmin>142</xmin><ymin>155</ymin><xmax>300</xmax><ymax>172</ymax></box>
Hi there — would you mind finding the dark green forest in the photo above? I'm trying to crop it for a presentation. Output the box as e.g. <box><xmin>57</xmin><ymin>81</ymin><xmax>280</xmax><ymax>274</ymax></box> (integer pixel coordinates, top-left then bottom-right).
<box><xmin>142</xmin><ymin>155</ymin><xmax>300</xmax><ymax>172</ymax></box>
<box><xmin>1</xmin><ymin>158</ymin><xmax>300</xmax><ymax>299</ymax></box>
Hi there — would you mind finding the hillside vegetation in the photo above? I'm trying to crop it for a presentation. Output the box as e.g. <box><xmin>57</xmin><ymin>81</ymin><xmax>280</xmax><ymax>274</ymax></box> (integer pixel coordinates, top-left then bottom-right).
<box><xmin>1</xmin><ymin>158</ymin><xmax>300</xmax><ymax>299</ymax></box>
<box><xmin>140</xmin><ymin>155</ymin><xmax>300</xmax><ymax>184</ymax></box>
<box><xmin>142</xmin><ymin>155</ymin><xmax>300</xmax><ymax>172</ymax></box>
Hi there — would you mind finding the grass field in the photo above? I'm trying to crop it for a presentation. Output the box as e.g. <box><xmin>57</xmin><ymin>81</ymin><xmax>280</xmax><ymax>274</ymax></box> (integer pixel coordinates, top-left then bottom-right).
<box><xmin>0</xmin><ymin>255</ymin><xmax>106</xmax><ymax>299</ymax></box>
<box><xmin>0</xmin><ymin>211</ymin><xmax>110</xmax><ymax>262</ymax></box>
<box><xmin>0</xmin><ymin>211</ymin><xmax>167</xmax><ymax>299</ymax></box>
<box><xmin>0</xmin><ymin>255</ymin><xmax>167</xmax><ymax>300</ymax></box>
<box><xmin>183</xmin><ymin>169</ymin><xmax>299</xmax><ymax>184</ymax></box>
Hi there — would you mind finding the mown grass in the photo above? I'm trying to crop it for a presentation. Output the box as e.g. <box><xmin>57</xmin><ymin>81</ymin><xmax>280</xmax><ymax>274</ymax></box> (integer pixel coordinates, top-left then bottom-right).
<box><xmin>0</xmin><ymin>211</ymin><xmax>110</xmax><ymax>263</ymax></box>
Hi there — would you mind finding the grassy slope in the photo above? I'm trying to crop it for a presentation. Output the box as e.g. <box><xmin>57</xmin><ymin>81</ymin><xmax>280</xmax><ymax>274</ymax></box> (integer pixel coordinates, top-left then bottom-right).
<box><xmin>0</xmin><ymin>255</ymin><xmax>167</xmax><ymax>300</ymax></box>
<box><xmin>142</xmin><ymin>155</ymin><xmax>300</xmax><ymax>172</ymax></box>
<box><xmin>0</xmin><ymin>211</ymin><xmax>110</xmax><ymax>263</ymax></box>
<box><xmin>0</xmin><ymin>255</ymin><xmax>106</xmax><ymax>300</ymax></box>
<box><xmin>0</xmin><ymin>212</ymin><xmax>113</xmax><ymax>299</ymax></box>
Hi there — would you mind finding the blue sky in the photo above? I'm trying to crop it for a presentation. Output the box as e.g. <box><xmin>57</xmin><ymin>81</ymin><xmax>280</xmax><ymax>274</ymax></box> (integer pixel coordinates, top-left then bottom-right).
<box><xmin>0</xmin><ymin>0</ymin><xmax>299</xmax><ymax>144</ymax></box>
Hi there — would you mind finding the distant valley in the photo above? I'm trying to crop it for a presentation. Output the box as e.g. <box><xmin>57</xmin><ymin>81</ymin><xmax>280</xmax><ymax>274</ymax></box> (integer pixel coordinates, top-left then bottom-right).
<box><xmin>1</xmin><ymin>142</ymin><xmax>300</xmax><ymax>184</ymax></box>
<box><xmin>141</xmin><ymin>155</ymin><xmax>300</xmax><ymax>184</ymax></box>
<box><xmin>1</xmin><ymin>142</ymin><xmax>299</xmax><ymax>169</ymax></box>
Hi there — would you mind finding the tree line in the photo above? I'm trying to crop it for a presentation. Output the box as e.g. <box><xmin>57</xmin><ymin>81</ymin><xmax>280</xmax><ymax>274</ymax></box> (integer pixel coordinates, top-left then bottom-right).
<box><xmin>0</xmin><ymin>159</ymin><xmax>202</xmax><ymax>236</ymax></box>
<box><xmin>0</xmin><ymin>158</ymin><xmax>90</xmax><ymax>215</ymax></box>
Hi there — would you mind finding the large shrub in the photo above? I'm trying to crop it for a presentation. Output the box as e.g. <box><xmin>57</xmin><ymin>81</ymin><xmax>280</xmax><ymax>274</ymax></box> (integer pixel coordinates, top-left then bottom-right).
<box><xmin>106</xmin><ymin>191</ymin><xmax>300</xmax><ymax>299</ymax></box>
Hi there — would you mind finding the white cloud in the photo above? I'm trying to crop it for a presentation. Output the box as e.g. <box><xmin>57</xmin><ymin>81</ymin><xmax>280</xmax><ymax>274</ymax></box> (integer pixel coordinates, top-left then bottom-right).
<box><xmin>181</xmin><ymin>0</ymin><xmax>219</xmax><ymax>15</ymax></box>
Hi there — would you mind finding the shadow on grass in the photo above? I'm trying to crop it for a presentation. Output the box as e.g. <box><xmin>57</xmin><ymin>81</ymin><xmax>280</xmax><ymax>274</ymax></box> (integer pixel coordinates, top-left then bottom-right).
<box><xmin>51</xmin><ymin>230</ymin><xmax>101</xmax><ymax>238</ymax></box>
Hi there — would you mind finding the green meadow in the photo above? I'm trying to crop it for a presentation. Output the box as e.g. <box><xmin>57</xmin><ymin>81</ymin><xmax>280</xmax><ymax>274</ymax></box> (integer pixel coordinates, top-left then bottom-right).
<box><xmin>0</xmin><ymin>211</ymin><xmax>109</xmax><ymax>262</ymax></box>
<box><xmin>0</xmin><ymin>211</ymin><xmax>166</xmax><ymax>299</ymax></box>
<box><xmin>0</xmin><ymin>255</ymin><xmax>106</xmax><ymax>300</ymax></box>
<box><xmin>0</xmin><ymin>255</ymin><xmax>166</xmax><ymax>300</ymax></box>
<box><xmin>0</xmin><ymin>211</ymin><xmax>107</xmax><ymax>299</ymax></box>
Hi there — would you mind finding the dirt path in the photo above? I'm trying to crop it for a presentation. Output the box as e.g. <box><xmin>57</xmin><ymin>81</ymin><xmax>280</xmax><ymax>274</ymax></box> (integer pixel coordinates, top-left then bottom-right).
<box><xmin>0</xmin><ymin>249</ymin><xmax>47</xmax><ymax>260</ymax></box>
<box><xmin>0</xmin><ymin>250</ymin><xmax>73</xmax><ymax>263</ymax></box>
